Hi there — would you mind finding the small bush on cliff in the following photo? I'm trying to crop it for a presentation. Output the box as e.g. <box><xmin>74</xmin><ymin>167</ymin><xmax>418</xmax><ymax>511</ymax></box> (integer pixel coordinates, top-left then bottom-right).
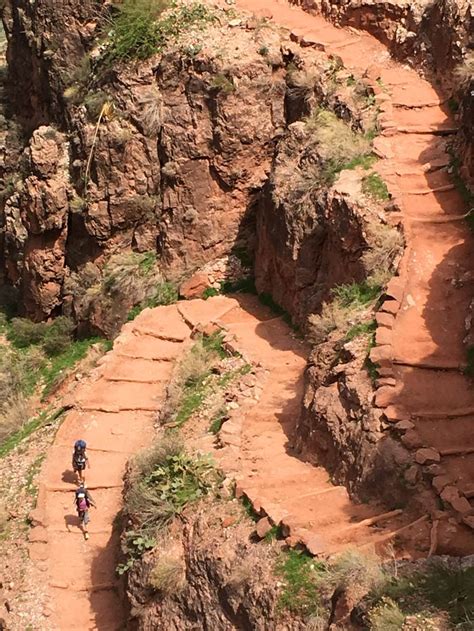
<box><xmin>107</xmin><ymin>0</ymin><xmax>170</xmax><ymax>61</ymax></box>
<box><xmin>125</xmin><ymin>436</ymin><xmax>220</xmax><ymax>536</ymax></box>
<box><xmin>210</xmin><ymin>73</ymin><xmax>235</xmax><ymax>95</ymax></box>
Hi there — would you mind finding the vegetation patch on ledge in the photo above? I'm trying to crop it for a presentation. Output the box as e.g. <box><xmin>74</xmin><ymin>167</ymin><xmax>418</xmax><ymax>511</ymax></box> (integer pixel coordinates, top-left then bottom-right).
<box><xmin>103</xmin><ymin>0</ymin><xmax>215</xmax><ymax>63</ymax></box>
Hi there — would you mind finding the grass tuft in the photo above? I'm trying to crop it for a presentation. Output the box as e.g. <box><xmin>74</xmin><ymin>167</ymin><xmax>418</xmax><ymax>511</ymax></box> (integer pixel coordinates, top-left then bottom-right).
<box><xmin>208</xmin><ymin>407</ymin><xmax>227</xmax><ymax>434</ymax></box>
<box><xmin>344</xmin><ymin>319</ymin><xmax>376</xmax><ymax>342</ymax></box>
<box><xmin>305</xmin><ymin>109</ymin><xmax>372</xmax><ymax>186</ymax></box>
<box><xmin>362</xmin><ymin>172</ymin><xmax>390</xmax><ymax>201</ymax></box>
<box><xmin>276</xmin><ymin>549</ymin><xmax>326</xmax><ymax>617</ymax></box>
<box><xmin>148</xmin><ymin>551</ymin><xmax>186</xmax><ymax>594</ymax></box>
<box><xmin>160</xmin><ymin>333</ymin><xmax>225</xmax><ymax>427</ymax></box>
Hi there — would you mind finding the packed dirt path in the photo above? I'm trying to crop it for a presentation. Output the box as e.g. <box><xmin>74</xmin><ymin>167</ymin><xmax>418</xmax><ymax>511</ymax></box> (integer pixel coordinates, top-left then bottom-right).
<box><xmin>208</xmin><ymin>297</ymin><xmax>419</xmax><ymax>555</ymax></box>
<box><xmin>29</xmin><ymin>305</ymin><xmax>193</xmax><ymax>630</ymax></box>
<box><xmin>232</xmin><ymin>0</ymin><xmax>474</xmax><ymax>551</ymax></box>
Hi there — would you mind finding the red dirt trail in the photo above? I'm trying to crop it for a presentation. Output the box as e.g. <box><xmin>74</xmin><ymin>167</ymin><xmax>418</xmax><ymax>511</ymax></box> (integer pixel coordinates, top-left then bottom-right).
<box><xmin>29</xmin><ymin>1</ymin><xmax>474</xmax><ymax>628</ymax></box>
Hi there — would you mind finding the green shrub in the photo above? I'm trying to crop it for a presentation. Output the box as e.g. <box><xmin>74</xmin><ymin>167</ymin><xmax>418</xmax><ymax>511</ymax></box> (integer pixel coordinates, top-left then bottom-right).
<box><xmin>126</xmin><ymin>437</ymin><xmax>220</xmax><ymax>534</ymax></box>
<box><xmin>276</xmin><ymin>549</ymin><xmax>327</xmax><ymax>617</ymax></box>
<box><xmin>107</xmin><ymin>0</ymin><xmax>170</xmax><ymax>61</ymax></box>
<box><xmin>8</xmin><ymin>318</ymin><xmax>48</xmax><ymax>348</ymax></box>
<box><xmin>42</xmin><ymin>316</ymin><xmax>75</xmax><ymax>356</ymax></box>
<box><xmin>332</xmin><ymin>281</ymin><xmax>381</xmax><ymax>308</ymax></box>
<box><xmin>202</xmin><ymin>286</ymin><xmax>220</xmax><ymax>299</ymax></box>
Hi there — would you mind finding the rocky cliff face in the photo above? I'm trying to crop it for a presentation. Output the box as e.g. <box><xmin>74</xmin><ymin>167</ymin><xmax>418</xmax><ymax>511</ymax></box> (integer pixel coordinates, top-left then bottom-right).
<box><xmin>1</xmin><ymin>0</ymin><xmax>471</xmax><ymax>329</ymax></box>
<box><xmin>1</xmin><ymin>2</ymin><xmax>286</xmax><ymax>328</ymax></box>
<box><xmin>125</xmin><ymin>502</ymin><xmax>294</xmax><ymax>631</ymax></box>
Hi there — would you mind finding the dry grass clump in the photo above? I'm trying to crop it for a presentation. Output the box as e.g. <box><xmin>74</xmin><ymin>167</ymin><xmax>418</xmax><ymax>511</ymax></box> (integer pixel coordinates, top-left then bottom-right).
<box><xmin>287</xmin><ymin>67</ymin><xmax>319</xmax><ymax>101</ymax></box>
<box><xmin>227</xmin><ymin>558</ymin><xmax>256</xmax><ymax>587</ymax></box>
<box><xmin>148</xmin><ymin>550</ymin><xmax>186</xmax><ymax>595</ymax></box>
<box><xmin>139</xmin><ymin>88</ymin><xmax>163</xmax><ymax>136</ymax></box>
<box><xmin>331</xmin><ymin>549</ymin><xmax>384</xmax><ymax>601</ymax></box>
<box><xmin>306</xmin><ymin>109</ymin><xmax>371</xmax><ymax>169</ymax></box>
<box><xmin>362</xmin><ymin>224</ymin><xmax>403</xmax><ymax>287</ymax></box>
<box><xmin>307</xmin><ymin>301</ymin><xmax>348</xmax><ymax>345</ymax></box>
<box><xmin>368</xmin><ymin>597</ymin><xmax>405</xmax><ymax>630</ymax></box>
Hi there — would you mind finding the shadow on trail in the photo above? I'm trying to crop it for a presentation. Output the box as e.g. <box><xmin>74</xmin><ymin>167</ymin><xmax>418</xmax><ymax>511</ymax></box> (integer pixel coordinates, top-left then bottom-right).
<box><xmin>64</xmin><ymin>513</ymin><xmax>81</xmax><ymax>530</ymax></box>
<box><xmin>62</xmin><ymin>469</ymin><xmax>77</xmax><ymax>484</ymax></box>
<box><xmin>88</xmin><ymin>519</ymin><xmax>126</xmax><ymax>629</ymax></box>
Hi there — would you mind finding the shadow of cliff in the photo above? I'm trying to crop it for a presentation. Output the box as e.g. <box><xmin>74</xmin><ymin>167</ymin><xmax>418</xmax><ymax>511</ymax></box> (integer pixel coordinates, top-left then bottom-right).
<box><xmin>88</xmin><ymin>517</ymin><xmax>127</xmax><ymax>630</ymax></box>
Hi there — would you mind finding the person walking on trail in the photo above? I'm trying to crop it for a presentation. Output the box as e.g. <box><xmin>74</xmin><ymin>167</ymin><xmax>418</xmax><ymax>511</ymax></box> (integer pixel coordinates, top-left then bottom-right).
<box><xmin>72</xmin><ymin>439</ymin><xmax>89</xmax><ymax>484</ymax></box>
<box><xmin>75</xmin><ymin>484</ymin><xmax>96</xmax><ymax>540</ymax></box>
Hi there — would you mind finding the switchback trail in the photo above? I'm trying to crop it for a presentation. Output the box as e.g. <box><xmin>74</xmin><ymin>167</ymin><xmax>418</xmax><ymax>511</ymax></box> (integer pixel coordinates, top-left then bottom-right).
<box><xmin>29</xmin><ymin>295</ymin><xmax>419</xmax><ymax>630</ymax></box>
<box><xmin>232</xmin><ymin>0</ymin><xmax>474</xmax><ymax>551</ymax></box>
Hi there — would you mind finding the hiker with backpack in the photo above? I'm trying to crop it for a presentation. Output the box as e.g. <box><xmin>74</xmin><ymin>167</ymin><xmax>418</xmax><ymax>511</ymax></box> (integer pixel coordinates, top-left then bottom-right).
<box><xmin>72</xmin><ymin>439</ymin><xmax>89</xmax><ymax>483</ymax></box>
<box><xmin>74</xmin><ymin>484</ymin><xmax>96</xmax><ymax>540</ymax></box>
